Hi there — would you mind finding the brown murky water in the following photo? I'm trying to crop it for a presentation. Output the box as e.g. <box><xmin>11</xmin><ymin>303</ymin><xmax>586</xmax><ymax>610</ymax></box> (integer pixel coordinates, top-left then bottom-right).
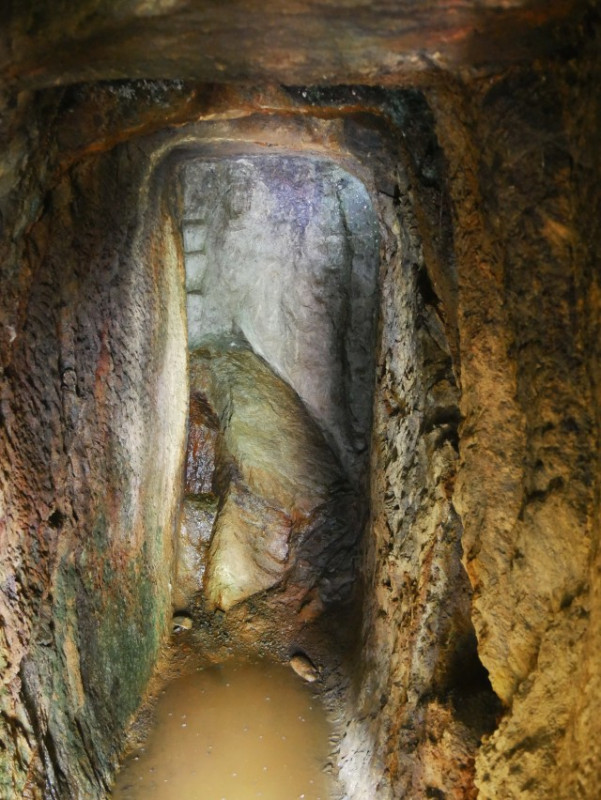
<box><xmin>111</xmin><ymin>660</ymin><xmax>335</xmax><ymax>800</ymax></box>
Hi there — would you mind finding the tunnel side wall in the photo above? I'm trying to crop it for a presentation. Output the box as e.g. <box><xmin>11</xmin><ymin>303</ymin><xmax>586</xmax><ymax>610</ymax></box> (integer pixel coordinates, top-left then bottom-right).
<box><xmin>333</xmin><ymin>66</ymin><xmax>601</xmax><ymax>798</ymax></box>
<box><xmin>430</xmin><ymin>55</ymin><xmax>601</xmax><ymax>800</ymax></box>
<box><xmin>0</xmin><ymin>119</ymin><xmax>188</xmax><ymax>798</ymax></box>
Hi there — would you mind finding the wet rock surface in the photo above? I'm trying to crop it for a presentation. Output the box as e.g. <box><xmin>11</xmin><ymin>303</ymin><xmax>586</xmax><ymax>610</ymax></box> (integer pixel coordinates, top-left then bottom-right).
<box><xmin>173</xmin><ymin>395</ymin><xmax>220</xmax><ymax>610</ymax></box>
<box><xmin>185</xmin><ymin>344</ymin><xmax>361</xmax><ymax>614</ymax></box>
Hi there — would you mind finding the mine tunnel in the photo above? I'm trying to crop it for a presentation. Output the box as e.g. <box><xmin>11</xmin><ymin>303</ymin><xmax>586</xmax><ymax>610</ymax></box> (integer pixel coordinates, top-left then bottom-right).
<box><xmin>2</xmin><ymin>2</ymin><xmax>601</xmax><ymax>799</ymax></box>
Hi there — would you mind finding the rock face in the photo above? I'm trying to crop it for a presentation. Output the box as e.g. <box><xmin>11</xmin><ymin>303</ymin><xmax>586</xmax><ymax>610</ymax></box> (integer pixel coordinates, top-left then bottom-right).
<box><xmin>431</xmin><ymin>62</ymin><xmax>601</xmax><ymax>800</ymax></box>
<box><xmin>185</xmin><ymin>344</ymin><xmax>359</xmax><ymax>613</ymax></box>
<box><xmin>0</xmin><ymin>135</ymin><xmax>188</xmax><ymax>798</ymax></box>
<box><xmin>173</xmin><ymin>496</ymin><xmax>218</xmax><ymax>611</ymax></box>
<box><xmin>172</xmin><ymin>396</ymin><xmax>219</xmax><ymax>610</ymax></box>
<box><xmin>1</xmin><ymin>5</ymin><xmax>601</xmax><ymax>800</ymax></box>
<box><xmin>180</xmin><ymin>156</ymin><xmax>379</xmax><ymax>482</ymax></box>
<box><xmin>3</xmin><ymin>0</ymin><xmax>586</xmax><ymax>88</ymax></box>
<box><xmin>337</xmin><ymin>99</ymin><xmax>483</xmax><ymax>799</ymax></box>
<box><xmin>174</xmin><ymin>156</ymin><xmax>376</xmax><ymax>617</ymax></box>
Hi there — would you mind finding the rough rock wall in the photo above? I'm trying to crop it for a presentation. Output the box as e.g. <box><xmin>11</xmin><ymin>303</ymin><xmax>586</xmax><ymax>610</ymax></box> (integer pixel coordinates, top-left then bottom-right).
<box><xmin>338</xmin><ymin>93</ymin><xmax>490</xmax><ymax>800</ymax></box>
<box><xmin>555</xmin><ymin>44</ymin><xmax>601</xmax><ymax>797</ymax></box>
<box><xmin>0</xmin><ymin>60</ymin><xmax>599</xmax><ymax>800</ymax></box>
<box><xmin>428</xmin><ymin>46</ymin><xmax>601</xmax><ymax>799</ymax></box>
<box><xmin>342</xmin><ymin>54</ymin><xmax>601</xmax><ymax>798</ymax></box>
<box><xmin>4</xmin><ymin>0</ymin><xmax>587</xmax><ymax>87</ymax></box>
<box><xmin>0</xmin><ymin>100</ymin><xmax>188</xmax><ymax>798</ymax></box>
<box><xmin>173</xmin><ymin>395</ymin><xmax>219</xmax><ymax>611</ymax></box>
<box><xmin>336</xmin><ymin>51</ymin><xmax>601</xmax><ymax>798</ymax></box>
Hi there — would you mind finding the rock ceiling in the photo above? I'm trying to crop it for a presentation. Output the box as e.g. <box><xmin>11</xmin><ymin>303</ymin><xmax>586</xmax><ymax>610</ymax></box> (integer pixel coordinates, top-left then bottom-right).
<box><xmin>2</xmin><ymin>0</ymin><xmax>591</xmax><ymax>89</ymax></box>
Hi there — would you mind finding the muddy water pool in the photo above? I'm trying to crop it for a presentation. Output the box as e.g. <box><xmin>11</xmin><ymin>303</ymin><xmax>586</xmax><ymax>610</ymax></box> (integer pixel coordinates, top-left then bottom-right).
<box><xmin>111</xmin><ymin>660</ymin><xmax>335</xmax><ymax>800</ymax></box>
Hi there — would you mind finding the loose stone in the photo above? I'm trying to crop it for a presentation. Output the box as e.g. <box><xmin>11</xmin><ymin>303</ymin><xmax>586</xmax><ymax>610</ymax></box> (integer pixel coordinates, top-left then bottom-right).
<box><xmin>172</xmin><ymin>615</ymin><xmax>193</xmax><ymax>632</ymax></box>
<box><xmin>290</xmin><ymin>652</ymin><xmax>320</xmax><ymax>682</ymax></box>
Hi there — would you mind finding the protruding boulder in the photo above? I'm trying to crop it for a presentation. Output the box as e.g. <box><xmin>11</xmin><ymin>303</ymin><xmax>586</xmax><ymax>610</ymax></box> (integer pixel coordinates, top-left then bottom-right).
<box><xmin>185</xmin><ymin>342</ymin><xmax>360</xmax><ymax>613</ymax></box>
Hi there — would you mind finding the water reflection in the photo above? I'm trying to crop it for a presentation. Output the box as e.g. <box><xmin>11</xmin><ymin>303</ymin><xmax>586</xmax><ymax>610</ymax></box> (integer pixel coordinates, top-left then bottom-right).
<box><xmin>111</xmin><ymin>660</ymin><xmax>334</xmax><ymax>800</ymax></box>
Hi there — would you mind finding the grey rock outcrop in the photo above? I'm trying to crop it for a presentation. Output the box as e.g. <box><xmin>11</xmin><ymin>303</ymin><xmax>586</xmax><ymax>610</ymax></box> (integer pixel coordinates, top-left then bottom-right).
<box><xmin>179</xmin><ymin>156</ymin><xmax>379</xmax><ymax>483</ymax></box>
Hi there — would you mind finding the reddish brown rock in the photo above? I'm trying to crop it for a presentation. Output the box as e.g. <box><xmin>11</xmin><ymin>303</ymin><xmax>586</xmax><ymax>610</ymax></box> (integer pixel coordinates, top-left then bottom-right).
<box><xmin>184</xmin><ymin>394</ymin><xmax>219</xmax><ymax>496</ymax></box>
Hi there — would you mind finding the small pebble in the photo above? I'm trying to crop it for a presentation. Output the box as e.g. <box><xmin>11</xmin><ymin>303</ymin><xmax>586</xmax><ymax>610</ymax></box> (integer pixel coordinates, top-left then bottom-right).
<box><xmin>290</xmin><ymin>652</ymin><xmax>319</xmax><ymax>683</ymax></box>
<box><xmin>172</xmin><ymin>615</ymin><xmax>193</xmax><ymax>632</ymax></box>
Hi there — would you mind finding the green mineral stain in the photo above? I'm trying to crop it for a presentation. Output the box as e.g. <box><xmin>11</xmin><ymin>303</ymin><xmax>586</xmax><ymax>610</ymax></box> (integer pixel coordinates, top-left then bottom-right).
<box><xmin>185</xmin><ymin>492</ymin><xmax>219</xmax><ymax>512</ymax></box>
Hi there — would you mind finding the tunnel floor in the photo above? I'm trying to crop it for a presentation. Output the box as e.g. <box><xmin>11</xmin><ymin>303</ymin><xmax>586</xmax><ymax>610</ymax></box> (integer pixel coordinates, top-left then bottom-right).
<box><xmin>111</xmin><ymin>658</ymin><xmax>335</xmax><ymax>800</ymax></box>
<box><xmin>109</xmin><ymin>597</ymin><xmax>356</xmax><ymax>800</ymax></box>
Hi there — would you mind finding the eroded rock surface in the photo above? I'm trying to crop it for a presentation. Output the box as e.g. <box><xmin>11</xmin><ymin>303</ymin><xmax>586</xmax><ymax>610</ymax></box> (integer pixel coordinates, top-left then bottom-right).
<box><xmin>0</xmin><ymin>136</ymin><xmax>188</xmax><ymax>799</ymax></box>
<box><xmin>173</xmin><ymin>395</ymin><xmax>220</xmax><ymax>610</ymax></box>
<box><xmin>185</xmin><ymin>343</ymin><xmax>361</xmax><ymax>613</ymax></box>
<box><xmin>4</xmin><ymin>0</ymin><xmax>586</xmax><ymax>88</ymax></box>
